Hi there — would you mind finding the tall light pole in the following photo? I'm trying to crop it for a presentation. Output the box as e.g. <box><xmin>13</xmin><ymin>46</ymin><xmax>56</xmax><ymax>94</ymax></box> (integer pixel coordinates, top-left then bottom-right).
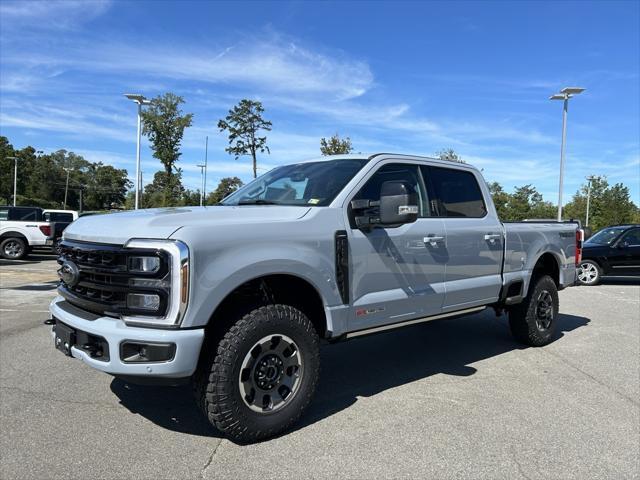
<box><xmin>196</xmin><ymin>136</ymin><xmax>209</xmax><ymax>206</ymax></box>
<box><xmin>197</xmin><ymin>163</ymin><xmax>206</xmax><ymax>206</ymax></box>
<box><xmin>63</xmin><ymin>158</ymin><xmax>71</xmax><ymax>209</ymax></box>
<box><xmin>585</xmin><ymin>175</ymin><xmax>596</xmax><ymax>227</ymax></box>
<box><xmin>204</xmin><ymin>136</ymin><xmax>208</xmax><ymax>201</ymax></box>
<box><xmin>7</xmin><ymin>156</ymin><xmax>17</xmax><ymax>206</ymax></box>
<box><xmin>550</xmin><ymin>87</ymin><xmax>585</xmax><ymax>221</ymax></box>
<box><xmin>124</xmin><ymin>93</ymin><xmax>151</xmax><ymax>210</ymax></box>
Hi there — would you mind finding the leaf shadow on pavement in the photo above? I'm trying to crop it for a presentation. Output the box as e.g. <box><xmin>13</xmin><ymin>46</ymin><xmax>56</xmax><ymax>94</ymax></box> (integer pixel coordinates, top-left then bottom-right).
<box><xmin>109</xmin><ymin>310</ymin><xmax>589</xmax><ymax>441</ymax></box>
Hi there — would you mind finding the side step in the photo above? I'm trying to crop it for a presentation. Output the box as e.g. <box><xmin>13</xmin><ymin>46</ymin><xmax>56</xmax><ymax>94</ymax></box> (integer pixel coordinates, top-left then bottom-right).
<box><xmin>345</xmin><ymin>306</ymin><xmax>486</xmax><ymax>339</ymax></box>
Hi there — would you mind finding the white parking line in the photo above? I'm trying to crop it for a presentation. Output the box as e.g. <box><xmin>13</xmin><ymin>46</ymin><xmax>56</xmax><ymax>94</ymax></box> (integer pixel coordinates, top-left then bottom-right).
<box><xmin>0</xmin><ymin>309</ymin><xmax>49</xmax><ymax>313</ymax></box>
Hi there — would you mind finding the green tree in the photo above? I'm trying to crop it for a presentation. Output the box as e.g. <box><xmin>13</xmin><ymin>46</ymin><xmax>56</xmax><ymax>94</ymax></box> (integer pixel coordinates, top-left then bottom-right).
<box><xmin>503</xmin><ymin>184</ymin><xmax>555</xmax><ymax>221</ymax></box>
<box><xmin>320</xmin><ymin>134</ymin><xmax>353</xmax><ymax>155</ymax></box>
<box><xmin>142</xmin><ymin>170</ymin><xmax>186</xmax><ymax>208</ymax></box>
<box><xmin>206</xmin><ymin>176</ymin><xmax>244</xmax><ymax>204</ymax></box>
<box><xmin>487</xmin><ymin>181</ymin><xmax>510</xmax><ymax>220</ymax></box>
<box><xmin>180</xmin><ymin>189</ymin><xmax>202</xmax><ymax>206</ymax></box>
<box><xmin>436</xmin><ymin>148</ymin><xmax>465</xmax><ymax>163</ymax></box>
<box><xmin>218</xmin><ymin>99</ymin><xmax>272</xmax><ymax>179</ymax></box>
<box><xmin>82</xmin><ymin>163</ymin><xmax>132</xmax><ymax>210</ymax></box>
<box><xmin>141</xmin><ymin>93</ymin><xmax>193</xmax><ymax>206</ymax></box>
<box><xmin>564</xmin><ymin>176</ymin><xmax>638</xmax><ymax>230</ymax></box>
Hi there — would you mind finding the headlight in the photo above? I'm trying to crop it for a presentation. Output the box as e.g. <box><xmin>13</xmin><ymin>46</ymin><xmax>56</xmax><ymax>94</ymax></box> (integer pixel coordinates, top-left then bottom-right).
<box><xmin>122</xmin><ymin>239</ymin><xmax>189</xmax><ymax>328</ymax></box>
<box><xmin>128</xmin><ymin>256</ymin><xmax>160</xmax><ymax>273</ymax></box>
<box><xmin>127</xmin><ymin>293</ymin><xmax>161</xmax><ymax>311</ymax></box>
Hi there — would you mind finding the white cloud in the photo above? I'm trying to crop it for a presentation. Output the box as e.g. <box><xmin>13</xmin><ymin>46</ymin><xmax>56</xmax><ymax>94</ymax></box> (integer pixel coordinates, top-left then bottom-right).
<box><xmin>0</xmin><ymin>0</ymin><xmax>112</xmax><ymax>29</ymax></box>
<box><xmin>4</xmin><ymin>35</ymin><xmax>373</xmax><ymax>102</ymax></box>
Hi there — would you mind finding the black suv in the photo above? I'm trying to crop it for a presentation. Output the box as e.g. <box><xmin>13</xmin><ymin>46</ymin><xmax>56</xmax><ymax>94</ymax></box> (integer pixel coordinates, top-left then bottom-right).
<box><xmin>578</xmin><ymin>224</ymin><xmax>640</xmax><ymax>285</ymax></box>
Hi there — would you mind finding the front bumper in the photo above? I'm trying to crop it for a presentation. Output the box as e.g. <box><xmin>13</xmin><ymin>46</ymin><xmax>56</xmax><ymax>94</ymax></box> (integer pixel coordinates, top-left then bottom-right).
<box><xmin>49</xmin><ymin>296</ymin><xmax>204</xmax><ymax>379</ymax></box>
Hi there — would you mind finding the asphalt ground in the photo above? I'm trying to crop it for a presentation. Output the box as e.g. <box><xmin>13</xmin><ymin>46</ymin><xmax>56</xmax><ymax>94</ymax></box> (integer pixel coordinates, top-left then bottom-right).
<box><xmin>1</xmin><ymin>254</ymin><xmax>638</xmax><ymax>480</ymax></box>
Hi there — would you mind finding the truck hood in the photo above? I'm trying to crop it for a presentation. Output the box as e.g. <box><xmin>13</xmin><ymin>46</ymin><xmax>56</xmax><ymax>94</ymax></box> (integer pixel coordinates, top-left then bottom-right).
<box><xmin>63</xmin><ymin>206</ymin><xmax>312</xmax><ymax>245</ymax></box>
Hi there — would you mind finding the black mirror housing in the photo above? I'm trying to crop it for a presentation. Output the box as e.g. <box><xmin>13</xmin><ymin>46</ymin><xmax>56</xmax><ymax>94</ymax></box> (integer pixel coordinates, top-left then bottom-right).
<box><xmin>379</xmin><ymin>180</ymin><xmax>419</xmax><ymax>225</ymax></box>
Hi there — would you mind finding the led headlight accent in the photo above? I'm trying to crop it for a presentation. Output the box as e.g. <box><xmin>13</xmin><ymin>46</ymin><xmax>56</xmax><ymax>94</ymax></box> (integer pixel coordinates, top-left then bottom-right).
<box><xmin>122</xmin><ymin>239</ymin><xmax>189</xmax><ymax>328</ymax></box>
<box><xmin>128</xmin><ymin>255</ymin><xmax>161</xmax><ymax>273</ymax></box>
<box><xmin>127</xmin><ymin>293</ymin><xmax>161</xmax><ymax>311</ymax></box>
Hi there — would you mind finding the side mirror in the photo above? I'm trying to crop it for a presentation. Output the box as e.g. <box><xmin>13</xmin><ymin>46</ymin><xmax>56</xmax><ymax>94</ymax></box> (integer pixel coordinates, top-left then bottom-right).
<box><xmin>379</xmin><ymin>180</ymin><xmax>419</xmax><ymax>225</ymax></box>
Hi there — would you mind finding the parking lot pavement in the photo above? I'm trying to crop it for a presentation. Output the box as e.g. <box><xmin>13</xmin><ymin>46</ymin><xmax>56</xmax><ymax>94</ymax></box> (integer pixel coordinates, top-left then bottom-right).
<box><xmin>1</xmin><ymin>256</ymin><xmax>638</xmax><ymax>480</ymax></box>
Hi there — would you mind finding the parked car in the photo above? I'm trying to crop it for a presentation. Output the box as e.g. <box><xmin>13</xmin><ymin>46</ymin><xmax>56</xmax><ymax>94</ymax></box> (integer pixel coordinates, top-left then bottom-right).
<box><xmin>43</xmin><ymin>209</ymin><xmax>78</xmax><ymax>250</ymax></box>
<box><xmin>49</xmin><ymin>153</ymin><xmax>582</xmax><ymax>442</ymax></box>
<box><xmin>577</xmin><ymin>224</ymin><xmax>640</xmax><ymax>285</ymax></box>
<box><xmin>0</xmin><ymin>206</ymin><xmax>54</xmax><ymax>259</ymax></box>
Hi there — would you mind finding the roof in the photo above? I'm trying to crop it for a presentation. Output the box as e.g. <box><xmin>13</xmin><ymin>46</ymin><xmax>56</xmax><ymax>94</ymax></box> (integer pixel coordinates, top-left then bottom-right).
<box><xmin>298</xmin><ymin>152</ymin><xmax>479</xmax><ymax>171</ymax></box>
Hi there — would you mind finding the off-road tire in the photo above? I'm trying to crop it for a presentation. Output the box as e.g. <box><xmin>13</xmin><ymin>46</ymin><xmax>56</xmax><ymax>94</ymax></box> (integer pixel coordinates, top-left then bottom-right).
<box><xmin>194</xmin><ymin>304</ymin><xmax>320</xmax><ymax>443</ymax></box>
<box><xmin>577</xmin><ymin>260</ymin><xmax>601</xmax><ymax>286</ymax></box>
<box><xmin>0</xmin><ymin>237</ymin><xmax>28</xmax><ymax>260</ymax></box>
<box><xmin>509</xmin><ymin>275</ymin><xmax>559</xmax><ymax>347</ymax></box>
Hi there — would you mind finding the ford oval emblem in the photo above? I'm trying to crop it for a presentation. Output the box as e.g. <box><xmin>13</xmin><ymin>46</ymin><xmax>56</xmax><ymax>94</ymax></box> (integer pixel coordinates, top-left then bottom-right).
<box><xmin>58</xmin><ymin>261</ymin><xmax>80</xmax><ymax>287</ymax></box>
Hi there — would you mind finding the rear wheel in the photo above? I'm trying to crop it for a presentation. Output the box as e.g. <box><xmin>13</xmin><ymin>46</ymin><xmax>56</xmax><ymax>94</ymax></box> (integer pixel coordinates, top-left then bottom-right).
<box><xmin>509</xmin><ymin>275</ymin><xmax>559</xmax><ymax>347</ymax></box>
<box><xmin>0</xmin><ymin>237</ymin><xmax>28</xmax><ymax>260</ymax></box>
<box><xmin>577</xmin><ymin>260</ymin><xmax>601</xmax><ymax>286</ymax></box>
<box><xmin>194</xmin><ymin>304</ymin><xmax>320</xmax><ymax>443</ymax></box>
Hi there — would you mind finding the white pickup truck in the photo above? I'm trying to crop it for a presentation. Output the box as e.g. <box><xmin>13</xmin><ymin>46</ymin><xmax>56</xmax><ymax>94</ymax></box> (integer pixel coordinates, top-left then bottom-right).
<box><xmin>0</xmin><ymin>206</ymin><xmax>55</xmax><ymax>259</ymax></box>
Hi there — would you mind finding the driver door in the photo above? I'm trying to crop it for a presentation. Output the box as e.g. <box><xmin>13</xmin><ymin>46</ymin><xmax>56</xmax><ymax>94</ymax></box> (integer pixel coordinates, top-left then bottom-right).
<box><xmin>347</xmin><ymin>162</ymin><xmax>447</xmax><ymax>331</ymax></box>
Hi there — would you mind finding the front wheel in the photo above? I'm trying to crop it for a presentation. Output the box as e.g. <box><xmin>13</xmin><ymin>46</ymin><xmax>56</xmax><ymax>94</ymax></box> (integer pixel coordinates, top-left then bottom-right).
<box><xmin>194</xmin><ymin>304</ymin><xmax>320</xmax><ymax>443</ymax></box>
<box><xmin>509</xmin><ymin>275</ymin><xmax>559</xmax><ymax>347</ymax></box>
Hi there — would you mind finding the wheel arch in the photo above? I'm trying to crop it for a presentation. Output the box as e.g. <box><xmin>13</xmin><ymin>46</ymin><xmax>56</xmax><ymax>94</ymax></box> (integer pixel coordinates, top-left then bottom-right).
<box><xmin>0</xmin><ymin>231</ymin><xmax>29</xmax><ymax>243</ymax></box>
<box><xmin>531</xmin><ymin>252</ymin><xmax>561</xmax><ymax>287</ymax></box>
<box><xmin>203</xmin><ymin>273</ymin><xmax>329</xmax><ymax>341</ymax></box>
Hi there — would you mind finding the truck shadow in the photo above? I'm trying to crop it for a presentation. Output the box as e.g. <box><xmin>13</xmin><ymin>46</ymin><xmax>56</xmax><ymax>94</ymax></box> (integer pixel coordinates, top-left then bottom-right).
<box><xmin>109</xmin><ymin>310</ymin><xmax>589</xmax><ymax>441</ymax></box>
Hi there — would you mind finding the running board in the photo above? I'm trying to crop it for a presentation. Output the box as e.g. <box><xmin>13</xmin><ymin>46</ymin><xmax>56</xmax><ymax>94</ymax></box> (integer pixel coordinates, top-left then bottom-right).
<box><xmin>345</xmin><ymin>306</ymin><xmax>486</xmax><ymax>339</ymax></box>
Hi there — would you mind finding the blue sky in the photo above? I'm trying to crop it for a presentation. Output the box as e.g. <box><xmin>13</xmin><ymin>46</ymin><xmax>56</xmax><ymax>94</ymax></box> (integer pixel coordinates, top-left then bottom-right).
<box><xmin>1</xmin><ymin>0</ymin><xmax>638</xmax><ymax>205</ymax></box>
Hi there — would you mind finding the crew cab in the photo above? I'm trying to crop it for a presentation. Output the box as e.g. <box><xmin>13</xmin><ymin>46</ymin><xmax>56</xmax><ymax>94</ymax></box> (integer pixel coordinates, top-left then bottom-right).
<box><xmin>0</xmin><ymin>206</ymin><xmax>54</xmax><ymax>259</ymax></box>
<box><xmin>577</xmin><ymin>224</ymin><xmax>640</xmax><ymax>285</ymax></box>
<box><xmin>49</xmin><ymin>153</ymin><xmax>582</xmax><ymax>442</ymax></box>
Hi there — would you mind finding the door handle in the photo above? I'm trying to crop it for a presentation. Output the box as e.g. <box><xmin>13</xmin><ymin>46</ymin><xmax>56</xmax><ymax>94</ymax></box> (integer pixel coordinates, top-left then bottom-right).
<box><xmin>484</xmin><ymin>233</ymin><xmax>502</xmax><ymax>243</ymax></box>
<box><xmin>424</xmin><ymin>235</ymin><xmax>444</xmax><ymax>247</ymax></box>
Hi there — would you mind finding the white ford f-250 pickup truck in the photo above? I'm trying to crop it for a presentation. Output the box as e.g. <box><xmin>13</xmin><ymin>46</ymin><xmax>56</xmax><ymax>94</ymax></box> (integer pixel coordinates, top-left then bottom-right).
<box><xmin>49</xmin><ymin>153</ymin><xmax>583</xmax><ymax>442</ymax></box>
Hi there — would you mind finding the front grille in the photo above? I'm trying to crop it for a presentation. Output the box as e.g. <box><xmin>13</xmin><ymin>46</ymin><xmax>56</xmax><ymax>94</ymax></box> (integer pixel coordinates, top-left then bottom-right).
<box><xmin>57</xmin><ymin>240</ymin><xmax>170</xmax><ymax>318</ymax></box>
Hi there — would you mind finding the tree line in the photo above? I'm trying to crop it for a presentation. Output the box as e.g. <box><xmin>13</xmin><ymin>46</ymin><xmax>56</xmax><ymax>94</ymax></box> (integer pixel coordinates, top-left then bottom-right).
<box><xmin>1</xmin><ymin>92</ymin><xmax>637</xmax><ymax>230</ymax></box>
<box><xmin>0</xmin><ymin>136</ymin><xmax>131</xmax><ymax>211</ymax></box>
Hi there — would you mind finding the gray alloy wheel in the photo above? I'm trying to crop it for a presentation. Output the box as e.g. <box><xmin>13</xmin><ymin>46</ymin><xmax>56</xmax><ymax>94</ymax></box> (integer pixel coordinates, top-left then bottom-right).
<box><xmin>239</xmin><ymin>334</ymin><xmax>303</xmax><ymax>413</ymax></box>
<box><xmin>1</xmin><ymin>238</ymin><xmax>26</xmax><ymax>260</ymax></box>
<box><xmin>578</xmin><ymin>261</ymin><xmax>600</xmax><ymax>285</ymax></box>
<box><xmin>534</xmin><ymin>290</ymin><xmax>554</xmax><ymax>330</ymax></box>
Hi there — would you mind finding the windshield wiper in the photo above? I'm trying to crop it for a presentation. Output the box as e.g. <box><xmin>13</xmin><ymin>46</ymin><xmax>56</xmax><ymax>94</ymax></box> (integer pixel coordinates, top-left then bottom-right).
<box><xmin>237</xmin><ymin>199</ymin><xmax>279</xmax><ymax>205</ymax></box>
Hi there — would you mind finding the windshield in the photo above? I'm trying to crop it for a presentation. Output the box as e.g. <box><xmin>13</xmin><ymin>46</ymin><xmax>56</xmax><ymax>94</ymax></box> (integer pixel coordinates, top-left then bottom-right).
<box><xmin>221</xmin><ymin>159</ymin><xmax>369</xmax><ymax>206</ymax></box>
<box><xmin>586</xmin><ymin>227</ymin><xmax>627</xmax><ymax>245</ymax></box>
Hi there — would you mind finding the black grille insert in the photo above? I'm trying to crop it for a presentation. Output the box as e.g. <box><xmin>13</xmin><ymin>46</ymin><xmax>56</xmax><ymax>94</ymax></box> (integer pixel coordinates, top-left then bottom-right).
<box><xmin>57</xmin><ymin>240</ymin><xmax>169</xmax><ymax>317</ymax></box>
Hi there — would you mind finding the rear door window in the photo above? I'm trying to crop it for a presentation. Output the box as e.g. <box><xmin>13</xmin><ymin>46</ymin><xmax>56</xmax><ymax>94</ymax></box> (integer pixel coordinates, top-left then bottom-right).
<box><xmin>423</xmin><ymin>166</ymin><xmax>487</xmax><ymax>218</ymax></box>
<box><xmin>621</xmin><ymin>228</ymin><xmax>640</xmax><ymax>246</ymax></box>
<box><xmin>8</xmin><ymin>208</ymin><xmax>41</xmax><ymax>221</ymax></box>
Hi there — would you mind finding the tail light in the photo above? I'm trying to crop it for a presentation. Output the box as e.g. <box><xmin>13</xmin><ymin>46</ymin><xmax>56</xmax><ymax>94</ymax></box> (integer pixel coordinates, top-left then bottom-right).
<box><xmin>575</xmin><ymin>229</ymin><xmax>584</xmax><ymax>266</ymax></box>
<box><xmin>39</xmin><ymin>225</ymin><xmax>52</xmax><ymax>237</ymax></box>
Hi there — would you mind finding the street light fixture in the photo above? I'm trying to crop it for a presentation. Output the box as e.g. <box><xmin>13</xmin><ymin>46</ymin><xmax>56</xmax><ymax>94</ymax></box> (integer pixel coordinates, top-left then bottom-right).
<box><xmin>550</xmin><ymin>86</ymin><xmax>586</xmax><ymax>221</ymax></box>
<box><xmin>124</xmin><ymin>93</ymin><xmax>151</xmax><ymax>210</ymax></box>
<box><xmin>7</xmin><ymin>156</ymin><xmax>17</xmax><ymax>206</ymax></box>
